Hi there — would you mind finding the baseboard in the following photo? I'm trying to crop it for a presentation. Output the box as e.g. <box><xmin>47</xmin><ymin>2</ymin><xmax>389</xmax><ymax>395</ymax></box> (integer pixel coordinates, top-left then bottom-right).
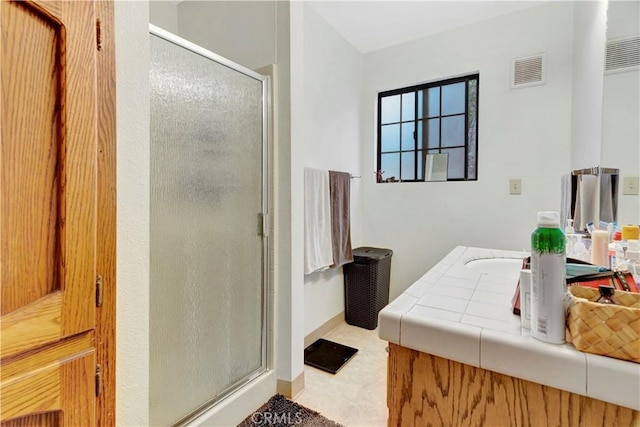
<box><xmin>276</xmin><ymin>312</ymin><xmax>343</xmax><ymax>400</ymax></box>
<box><xmin>304</xmin><ymin>311</ymin><xmax>345</xmax><ymax>348</ymax></box>
<box><xmin>276</xmin><ymin>371</ymin><xmax>305</xmax><ymax>399</ymax></box>
<box><xmin>190</xmin><ymin>370</ymin><xmax>276</xmax><ymax>426</ymax></box>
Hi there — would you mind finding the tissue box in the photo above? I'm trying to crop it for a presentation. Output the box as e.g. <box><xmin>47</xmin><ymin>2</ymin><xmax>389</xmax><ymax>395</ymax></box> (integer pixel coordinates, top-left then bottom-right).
<box><xmin>566</xmin><ymin>285</ymin><xmax>640</xmax><ymax>363</ymax></box>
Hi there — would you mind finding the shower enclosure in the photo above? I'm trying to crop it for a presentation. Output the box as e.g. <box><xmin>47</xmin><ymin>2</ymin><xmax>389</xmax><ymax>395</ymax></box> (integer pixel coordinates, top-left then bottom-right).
<box><xmin>149</xmin><ymin>26</ymin><xmax>269</xmax><ymax>426</ymax></box>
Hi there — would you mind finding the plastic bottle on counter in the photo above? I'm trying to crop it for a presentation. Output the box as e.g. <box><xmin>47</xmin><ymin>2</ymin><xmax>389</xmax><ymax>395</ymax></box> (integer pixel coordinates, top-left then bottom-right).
<box><xmin>565</xmin><ymin>219</ymin><xmax>577</xmax><ymax>256</ymax></box>
<box><xmin>609</xmin><ymin>230</ymin><xmax>622</xmax><ymax>268</ymax></box>
<box><xmin>530</xmin><ymin>211</ymin><xmax>567</xmax><ymax>345</ymax></box>
<box><xmin>590</xmin><ymin>230</ymin><xmax>609</xmax><ymax>267</ymax></box>
<box><xmin>618</xmin><ymin>239</ymin><xmax>640</xmax><ymax>286</ymax></box>
<box><xmin>614</xmin><ymin>225</ymin><xmax>640</xmax><ymax>268</ymax></box>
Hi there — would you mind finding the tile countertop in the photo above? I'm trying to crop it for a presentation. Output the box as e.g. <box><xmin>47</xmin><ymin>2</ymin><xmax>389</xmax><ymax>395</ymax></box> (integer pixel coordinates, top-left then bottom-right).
<box><xmin>378</xmin><ymin>246</ymin><xmax>640</xmax><ymax>411</ymax></box>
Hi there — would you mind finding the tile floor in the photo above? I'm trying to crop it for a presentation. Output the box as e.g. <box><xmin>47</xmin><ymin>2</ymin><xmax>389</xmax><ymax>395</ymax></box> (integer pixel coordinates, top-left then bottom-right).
<box><xmin>294</xmin><ymin>322</ymin><xmax>388</xmax><ymax>427</ymax></box>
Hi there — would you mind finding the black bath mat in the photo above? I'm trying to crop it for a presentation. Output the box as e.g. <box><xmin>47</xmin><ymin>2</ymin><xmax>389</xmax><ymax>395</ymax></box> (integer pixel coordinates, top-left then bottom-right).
<box><xmin>238</xmin><ymin>394</ymin><xmax>344</xmax><ymax>427</ymax></box>
<box><xmin>303</xmin><ymin>338</ymin><xmax>358</xmax><ymax>374</ymax></box>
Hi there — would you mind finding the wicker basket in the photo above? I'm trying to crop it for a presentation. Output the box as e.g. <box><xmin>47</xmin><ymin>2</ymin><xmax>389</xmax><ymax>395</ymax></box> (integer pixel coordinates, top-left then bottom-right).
<box><xmin>566</xmin><ymin>286</ymin><xmax>640</xmax><ymax>363</ymax></box>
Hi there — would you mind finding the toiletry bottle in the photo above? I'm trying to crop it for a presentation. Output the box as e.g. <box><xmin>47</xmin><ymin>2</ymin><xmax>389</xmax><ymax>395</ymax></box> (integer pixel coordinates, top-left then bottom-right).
<box><xmin>615</xmin><ymin>225</ymin><xmax>640</xmax><ymax>268</ymax></box>
<box><xmin>570</xmin><ymin>234</ymin><xmax>589</xmax><ymax>262</ymax></box>
<box><xmin>618</xmin><ymin>239</ymin><xmax>640</xmax><ymax>286</ymax></box>
<box><xmin>531</xmin><ymin>211</ymin><xmax>566</xmax><ymax>345</ymax></box>
<box><xmin>597</xmin><ymin>286</ymin><xmax>616</xmax><ymax>305</ymax></box>
<box><xmin>565</xmin><ymin>219</ymin><xmax>576</xmax><ymax>256</ymax></box>
<box><xmin>609</xmin><ymin>230</ymin><xmax>622</xmax><ymax>268</ymax></box>
<box><xmin>591</xmin><ymin>230</ymin><xmax>609</xmax><ymax>267</ymax></box>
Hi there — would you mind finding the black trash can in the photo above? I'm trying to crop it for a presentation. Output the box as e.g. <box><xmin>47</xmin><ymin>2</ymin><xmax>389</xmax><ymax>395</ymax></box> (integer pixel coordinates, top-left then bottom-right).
<box><xmin>343</xmin><ymin>247</ymin><xmax>393</xmax><ymax>330</ymax></box>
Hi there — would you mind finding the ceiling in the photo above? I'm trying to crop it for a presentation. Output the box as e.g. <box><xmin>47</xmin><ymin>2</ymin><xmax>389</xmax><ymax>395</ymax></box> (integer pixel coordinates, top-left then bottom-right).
<box><xmin>307</xmin><ymin>1</ymin><xmax>546</xmax><ymax>53</ymax></box>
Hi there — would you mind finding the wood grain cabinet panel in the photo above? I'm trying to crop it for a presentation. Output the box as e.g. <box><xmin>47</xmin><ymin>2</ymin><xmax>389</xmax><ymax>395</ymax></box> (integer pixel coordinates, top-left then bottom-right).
<box><xmin>387</xmin><ymin>343</ymin><xmax>640</xmax><ymax>427</ymax></box>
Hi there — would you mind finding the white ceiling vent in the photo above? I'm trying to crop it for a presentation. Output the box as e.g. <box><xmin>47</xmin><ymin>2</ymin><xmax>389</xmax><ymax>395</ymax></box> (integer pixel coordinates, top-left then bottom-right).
<box><xmin>605</xmin><ymin>35</ymin><xmax>640</xmax><ymax>74</ymax></box>
<box><xmin>510</xmin><ymin>53</ymin><xmax>546</xmax><ymax>89</ymax></box>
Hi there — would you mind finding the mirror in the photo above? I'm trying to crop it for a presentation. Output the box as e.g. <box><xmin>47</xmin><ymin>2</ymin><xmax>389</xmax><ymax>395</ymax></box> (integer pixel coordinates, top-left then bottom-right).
<box><xmin>424</xmin><ymin>153</ymin><xmax>448</xmax><ymax>182</ymax></box>
<box><xmin>602</xmin><ymin>0</ymin><xmax>639</xmax><ymax>225</ymax></box>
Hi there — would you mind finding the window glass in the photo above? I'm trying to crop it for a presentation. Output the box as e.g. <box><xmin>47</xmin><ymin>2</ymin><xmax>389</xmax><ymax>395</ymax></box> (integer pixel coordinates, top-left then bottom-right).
<box><xmin>417</xmin><ymin>91</ymin><xmax>424</xmax><ymax>118</ymax></box>
<box><xmin>381</xmin><ymin>124</ymin><xmax>400</xmax><ymax>152</ymax></box>
<box><xmin>381</xmin><ymin>95</ymin><xmax>401</xmax><ymax>124</ymax></box>
<box><xmin>401</xmin><ymin>152</ymin><xmax>415</xmax><ymax>181</ymax></box>
<box><xmin>442</xmin><ymin>147</ymin><xmax>465</xmax><ymax>179</ymax></box>
<box><xmin>401</xmin><ymin>122</ymin><xmax>415</xmax><ymax>150</ymax></box>
<box><xmin>427</xmin><ymin>118</ymin><xmax>440</xmax><ymax>149</ymax></box>
<box><xmin>441</xmin><ymin>115</ymin><xmax>465</xmax><ymax>147</ymax></box>
<box><xmin>381</xmin><ymin>153</ymin><xmax>400</xmax><ymax>180</ymax></box>
<box><xmin>441</xmin><ymin>82</ymin><xmax>465</xmax><ymax>115</ymax></box>
<box><xmin>401</xmin><ymin>92</ymin><xmax>415</xmax><ymax>121</ymax></box>
<box><xmin>427</xmin><ymin>87</ymin><xmax>440</xmax><ymax>117</ymax></box>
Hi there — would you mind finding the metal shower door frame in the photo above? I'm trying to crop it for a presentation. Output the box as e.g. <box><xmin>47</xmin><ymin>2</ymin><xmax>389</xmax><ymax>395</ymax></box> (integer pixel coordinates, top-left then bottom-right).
<box><xmin>149</xmin><ymin>24</ymin><xmax>271</xmax><ymax>426</ymax></box>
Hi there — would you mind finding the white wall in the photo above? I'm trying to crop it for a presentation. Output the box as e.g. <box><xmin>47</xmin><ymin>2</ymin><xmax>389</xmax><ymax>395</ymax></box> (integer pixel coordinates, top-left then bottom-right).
<box><xmin>177</xmin><ymin>1</ymin><xmax>277</xmax><ymax>71</ymax></box>
<box><xmin>115</xmin><ymin>1</ymin><xmax>150</xmax><ymax>425</ymax></box>
<box><xmin>298</xmin><ymin>5</ymin><xmax>364</xmax><ymax>336</ymax></box>
<box><xmin>362</xmin><ymin>2</ymin><xmax>574</xmax><ymax>300</ymax></box>
<box><xmin>289</xmin><ymin>0</ymin><xmax>306</xmax><ymax>387</ymax></box>
<box><xmin>601</xmin><ymin>0</ymin><xmax>640</xmax><ymax>225</ymax></box>
<box><xmin>149</xmin><ymin>0</ymin><xmax>179</xmax><ymax>34</ymax></box>
<box><xmin>571</xmin><ymin>0</ymin><xmax>607</xmax><ymax>170</ymax></box>
<box><xmin>271</xmin><ymin>2</ymin><xmax>297</xmax><ymax>389</ymax></box>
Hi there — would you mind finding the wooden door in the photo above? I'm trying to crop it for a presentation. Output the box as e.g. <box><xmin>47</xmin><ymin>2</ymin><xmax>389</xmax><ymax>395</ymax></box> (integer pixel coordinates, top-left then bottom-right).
<box><xmin>0</xmin><ymin>0</ymin><xmax>114</xmax><ymax>424</ymax></box>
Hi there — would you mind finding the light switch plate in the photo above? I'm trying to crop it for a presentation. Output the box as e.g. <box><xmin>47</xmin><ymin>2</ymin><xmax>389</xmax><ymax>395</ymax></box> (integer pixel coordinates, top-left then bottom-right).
<box><xmin>509</xmin><ymin>179</ymin><xmax>522</xmax><ymax>195</ymax></box>
<box><xmin>623</xmin><ymin>176</ymin><xmax>639</xmax><ymax>195</ymax></box>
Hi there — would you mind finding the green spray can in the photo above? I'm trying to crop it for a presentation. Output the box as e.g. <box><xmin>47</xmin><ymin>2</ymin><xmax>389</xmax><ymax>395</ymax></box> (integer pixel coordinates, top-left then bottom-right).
<box><xmin>530</xmin><ymin>211</ymin><xmax>566</xmax><ymax>344</ymax></box>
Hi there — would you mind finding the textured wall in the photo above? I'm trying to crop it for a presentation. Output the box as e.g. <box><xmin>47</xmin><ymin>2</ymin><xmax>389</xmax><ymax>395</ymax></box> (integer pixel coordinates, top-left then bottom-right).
<box><xmin>115</xmin><ymin>1</ymin><xmax>151</xmax><ymax>425</ymax></box>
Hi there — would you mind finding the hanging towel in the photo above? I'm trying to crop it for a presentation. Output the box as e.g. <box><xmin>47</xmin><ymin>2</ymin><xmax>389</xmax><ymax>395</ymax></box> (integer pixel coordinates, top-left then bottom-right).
<box><xmin>611</xmin><ymin>175</ymin><xmax>618</xmax><ymax>221</ymax></box>
<box><xmin>304</xmin><ymin>168</ymin><xmax>333</xmax><ymax>274</ymax></box>
<box><xmin>599</xmin><ymin>173</ymin><xmax>614</xmax><ymax>224</ymax></box>
<box><xmin>573</xmin><ymin>175</ymin><xmax>583</xmax><ymax>231</ymax></box>
<box><xmin>329</xmin><ymin>171</ymin><xmax>353</xmax><ymax>268</ymax></box>
<box><xmin>577</xmin><ymin>174</ymin><xmax>599</xmax><ymax>231</ymax></box>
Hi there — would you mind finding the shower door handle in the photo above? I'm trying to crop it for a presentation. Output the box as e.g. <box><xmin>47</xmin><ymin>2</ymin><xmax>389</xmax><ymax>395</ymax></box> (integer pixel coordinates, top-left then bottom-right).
<box><xmin>258</xmin><ymin>213</ymin><xmax>268</xmax><ymax>238</ymax></box>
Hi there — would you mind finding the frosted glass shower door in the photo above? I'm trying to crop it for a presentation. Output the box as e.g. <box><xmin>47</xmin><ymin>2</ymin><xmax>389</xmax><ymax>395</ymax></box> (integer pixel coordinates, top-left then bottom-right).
<box><xmin>149</xmin><ymin>28</ymin><xmax>268</xmax><ymax>426</ymax></box>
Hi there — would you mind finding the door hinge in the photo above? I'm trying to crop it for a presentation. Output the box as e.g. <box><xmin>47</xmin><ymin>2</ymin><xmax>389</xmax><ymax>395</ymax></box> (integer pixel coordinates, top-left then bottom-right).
<box><xmin>95</xmin><ymin>364</ymin><xmax>102</xmax><ymax>397</ymax></box>
<box><xmin>96</xmin><ymin>19</ymin><xmax>102</xmax><ymax>51</ymax></box>
<box><xmin>96</xmin><ymin>275</ymin><xmax>103</xmax><ymax>307</ymax></box>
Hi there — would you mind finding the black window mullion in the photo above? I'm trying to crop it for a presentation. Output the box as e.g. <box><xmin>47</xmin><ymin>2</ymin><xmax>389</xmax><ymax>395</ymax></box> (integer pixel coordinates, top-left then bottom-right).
<box><xmin>414</xmin><ymin>89</ymin><xmax>418</xmax><ymax>181</ymax></box>
<box><xmin>377</xmin><ymin>96</ymin><xmax>381</xmax><ymax>176</ymax></box>
<box><xmin>398</xmin><ymin>96</ymin><xmax>402</xmax><ymax>180</ymax></box>
<box><xmin>438</xmin><ymin>84</ymin><xmax>443</xmax><ymax>153</ymax></box>
<box><xmin>474</xmin><ymin>76</ymin><xmax>479</xmax><ymax>179</ymax></box>
<box><xmin>464</xmin><ymin>78</ymin><xmax>469</xmax><ymax>180</ymax></box>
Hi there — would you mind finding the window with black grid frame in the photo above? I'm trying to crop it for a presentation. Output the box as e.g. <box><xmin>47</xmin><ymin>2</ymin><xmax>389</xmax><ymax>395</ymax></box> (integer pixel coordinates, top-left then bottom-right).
<box><xmin>377</xmin><ymin>74</ymin><xmax>479</xmax><ymax>182</ymax></box>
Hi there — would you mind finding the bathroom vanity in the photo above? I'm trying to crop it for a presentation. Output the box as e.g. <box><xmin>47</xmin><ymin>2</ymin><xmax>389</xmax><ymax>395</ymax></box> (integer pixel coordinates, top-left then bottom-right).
<box><xmin>378</xmin><ymin>246</ymin><xmax>640</xmax><ymax>426</ymax></box>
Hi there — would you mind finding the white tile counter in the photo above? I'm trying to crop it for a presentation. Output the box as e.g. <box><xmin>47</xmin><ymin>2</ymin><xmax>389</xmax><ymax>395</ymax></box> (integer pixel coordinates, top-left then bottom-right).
<box><xmin>378</xmin><ymin>246</ymin><xmax>640</xmax><ymax>411</ymax></box>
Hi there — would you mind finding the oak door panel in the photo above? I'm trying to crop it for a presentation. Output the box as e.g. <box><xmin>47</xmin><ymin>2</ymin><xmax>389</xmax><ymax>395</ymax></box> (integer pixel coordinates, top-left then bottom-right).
<box><xmin>94</xmin><ymin>0</ymin><xmax>117</xmax><ymax>424</ymax></box>
<box><xmin>0</xmin><ymin>332</ymin><xmax>95</xmax><ymax>426</ymax></box>
<box><xmin>0</xmin><ymin>412</ymin><xmax>60</xmax><ymax>427</ymax></box>
<box><xmin>1</xmin><ymin>0</ymin><xmax>98</xmax><ymax>358</ymax></box>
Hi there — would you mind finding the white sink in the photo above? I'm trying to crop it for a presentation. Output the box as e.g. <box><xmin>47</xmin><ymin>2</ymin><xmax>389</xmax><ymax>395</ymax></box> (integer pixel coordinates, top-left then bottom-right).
<box><xmin>465</xmin><ymin>258</ymin><xmax>523</xmax><ymax>279</ymax></box>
